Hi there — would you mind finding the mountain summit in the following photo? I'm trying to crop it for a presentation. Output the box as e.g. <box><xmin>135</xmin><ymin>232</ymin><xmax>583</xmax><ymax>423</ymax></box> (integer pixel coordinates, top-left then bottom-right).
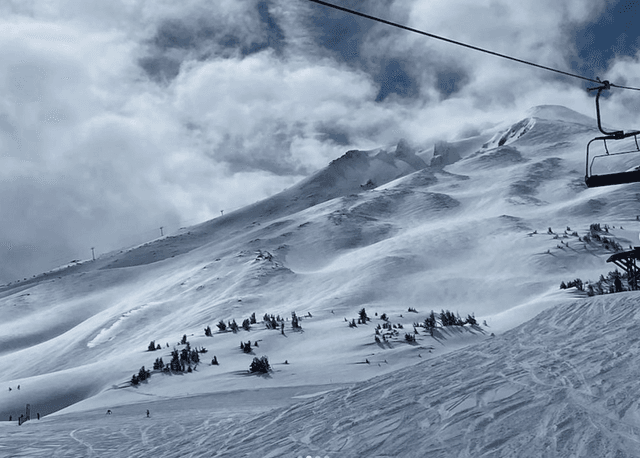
<box><xmin>3</xmin><ymin>105</ymin><xmax>640</xmax><ymax>457</ymax></box>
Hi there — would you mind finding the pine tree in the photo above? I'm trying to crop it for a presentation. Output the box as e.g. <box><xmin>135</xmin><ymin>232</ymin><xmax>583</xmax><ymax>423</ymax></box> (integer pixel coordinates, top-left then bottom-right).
<box><xmin>291</xmin><ymin>312</ymin><xmax>301</xmax><ymax>329</ymax></box>
<box><xmin>358</xmin><ymin>308</ymin><xmax>369</xmax><ymax>323</ymax></box>
<box><xmin>217</xmin><ymin>320</ymin><xmax>227</xmax><ymax>331</ymax></box>
<box><xmin>204</xmin><ymin>325</ymin><xmax>212</xmax><ymax>337</ymax></box>
<box><xmin>138</xmin><ymin>366</ymin><xmax>150</xmax><ymax>382</ymax></box>
<box><xmin>153</xmin><ymin>357</ymin><xmax>164</xmax><ymax>370</ymax></box>
<box><xmin>250</xmin><ymin>312</ymin><xmax>257</xmax><ymax>324</ymax></box>
<box><xmin>250</xmin><ymin>356</ymin><xmax>270</xmax><ymax>373</ymax></box>
<box><xmin>465</xmin><ymin>313</ymin><xmax>477</xmax><ymax>326</ymax></box>
<box><xmin>424</xmin><ymin>311</ymin><xmax>436</xmax><ymax>334</ymax></box>
<box><xmin>170</xmin><ymin>349</ymin><xmax>182</xmax><ymax>372</ymax></box>
<box><xmin>148</xmin><ymin>340</ymin><xmax>156</xmax><ymax>351</ymax></box>
<box><xmin>242</xmin><ymin>318</ymin><xmax>251</xmax><ymax>331</ymax></box>
<box><xmin>181</xmin><ymin>347</ymin><xmax>190</xmax><ymax>364</ymax></box>
<box><xmin>181</xmin><ymin>334</ymin><xmax>187</xmax><ymax>345</ymax></box>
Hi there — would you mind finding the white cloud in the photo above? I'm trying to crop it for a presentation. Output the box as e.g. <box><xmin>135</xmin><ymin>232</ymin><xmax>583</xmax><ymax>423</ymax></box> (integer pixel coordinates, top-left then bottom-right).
<box><xmin>0</xmin><ymin>0</ymin><xmax>638</xmax><ymax>283</ymax></box>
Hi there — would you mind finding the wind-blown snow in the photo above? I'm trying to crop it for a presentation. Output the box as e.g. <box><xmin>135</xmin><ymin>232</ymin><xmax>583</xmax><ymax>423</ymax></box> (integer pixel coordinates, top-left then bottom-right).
<box><xmin>3</xmin><ymin>105</ymin><xmax>640</xmax><ymax>457</ymax></box>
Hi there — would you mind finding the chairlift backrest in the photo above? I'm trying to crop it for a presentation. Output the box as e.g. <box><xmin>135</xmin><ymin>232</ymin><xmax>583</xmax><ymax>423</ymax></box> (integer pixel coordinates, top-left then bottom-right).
<box><xmin>585</xmin><ymin>81</ymin><xmax>640</xmax><ymax>188</ymax></box>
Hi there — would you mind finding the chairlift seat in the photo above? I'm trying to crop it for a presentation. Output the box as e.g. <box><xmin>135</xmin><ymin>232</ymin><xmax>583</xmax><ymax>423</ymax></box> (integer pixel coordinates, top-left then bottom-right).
<box><xmin>584</xmin><ymin>82</ymin><xmax>640</xmax><ymax>188</ymax></box>
<box><xmin>586</xmin><ymin>168</ymin><xmax>640</xmax><ymax>188</ymax></box>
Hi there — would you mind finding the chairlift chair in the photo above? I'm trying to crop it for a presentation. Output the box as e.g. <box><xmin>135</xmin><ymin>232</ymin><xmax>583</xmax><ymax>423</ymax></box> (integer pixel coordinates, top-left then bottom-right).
<box><xmin>585</xmin><ymin>81</ymin><xmax>640</xmax><ymax>188</ymax></box>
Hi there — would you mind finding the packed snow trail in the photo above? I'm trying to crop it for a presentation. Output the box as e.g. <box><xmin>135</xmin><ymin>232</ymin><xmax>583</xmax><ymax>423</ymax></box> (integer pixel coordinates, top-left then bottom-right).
<box><xmin>202</xmin><ymin>292</ymin><xmax>640</xmax><ymax>458</ymax></box>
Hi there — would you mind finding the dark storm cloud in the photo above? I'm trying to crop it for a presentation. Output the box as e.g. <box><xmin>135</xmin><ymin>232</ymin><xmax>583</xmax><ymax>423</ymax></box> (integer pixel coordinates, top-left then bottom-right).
<box><xmin>374</xmin><ymin>58</ymin><xmax>419</xmax><ymax>102</ymax></box>
<box><xmin>304</xmin><ymin>1</ymin><xmax>424</xmax><ymax>103</ymax></box>
<box><xmin>248</xmin><ymin>0</ymin><xmax>287</xmax><ymax>54</ymax></box>
<box><xmin>139</xmin><ymin>55</ymin><xmax>182</xmax><ymax>82</ymax></box>
<box><xmin>435</xmin><ymin>67</ymin><xmax>470</xmax><ymax>98</ymax></box>
<box><xmin>316</xmin><ymin>123</ymin><xmax>351</xmax><ymax>146</ymax></box>
<box><xmin>140</xmin><ymin>0</ymin><xmax>287</xmax><ymax>82</ymax></box>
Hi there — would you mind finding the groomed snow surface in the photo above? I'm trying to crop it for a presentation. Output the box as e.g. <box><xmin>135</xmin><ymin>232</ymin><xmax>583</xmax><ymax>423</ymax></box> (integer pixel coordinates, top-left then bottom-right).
<box><xmin>3</xmin><ymin>105</ymin><xmax>640</xmax><ymax>457</ymax></box>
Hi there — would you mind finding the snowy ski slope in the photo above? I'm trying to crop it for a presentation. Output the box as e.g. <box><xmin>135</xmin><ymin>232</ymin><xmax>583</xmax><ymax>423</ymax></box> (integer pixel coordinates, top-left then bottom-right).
<box><xmin>3</xmin><ymin>105</ymin><xmax>640</xmax><ymax>457</ymax></box>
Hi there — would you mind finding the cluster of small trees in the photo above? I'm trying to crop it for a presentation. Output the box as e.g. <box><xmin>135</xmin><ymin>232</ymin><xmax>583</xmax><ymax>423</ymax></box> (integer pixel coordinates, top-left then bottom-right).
<box><xmin>209</xmin><ymin>312</ymin><xmax>258</xmax><ymax>334</ymax></box>
<box><xmin>153</xmin><ymin>357</ymin><xmax>165</xmax><ymax>370</ymax></box>
<box><xmin>577</xmin><ymin>223</ymin><xmax>624</xmax><ymax>251</ymax></box>
<box><xmin>379</xmin><ymin>321</ymin><xmax>403</xmax><ymax>331</ymax></box>
<box><xmin>264</xmin><ymin>314</ymin><xmax>283</xmax><ymax>330</ymax></box>
<box><xmin>240</xmin><ymin>340</ymin><xmax>256</xmax><ymax>353</ymax></box>
<box><xmin>373</xmin><ymin>309</ymin><xmax>477</xmax><ymax>344</ymax></box>
<box><xmin>439</xmin><ymin>310</ymin><xmax>463</xmax><ymax>326</ymax></box>
<box><xmin>546</xmin><ymin>223</ymin><xmax>625</xmax><ymax>253</ymax></box>
<box><xmin>263</xmin><ymin>311</ymin><xmax>302</xmax><ymax>331</ymax></box>
<box><xmin>250</xmin><ymin>356</ymin><xmax>271</xmax><ymax>373</ymax></box>
<box><xmin>131</xmin><ymin>366</ymin><xmax>151</xmax><ymax>385</ymax></box>
<box><xmin>582</xmin><ymin>233</ymin><xmax>623</xmax><ymax>252</ymax></box>
<box><xmin>374</xmin><ymin>319</ymin><xmax>403</xmax><ymax>342</ymax></box>
<box><xmin>349</xmin><ymin>308</ymin><xmax>372</xmax><ymax>327</ymax></box>
<box><xmin>132</xmin><ymin>336</ymin><xmax>212</xmax><ymax>385</ymax></box>
<box><xmin>560</xmin><ymin>278</ymin><xmax>584</xmax><ymax>291</ymax></box>
<box><xmin>133</xmin><ymin>307</ymin><xmax>307</xmax><ymax>385</ymax></box>
<box><xmin>206</xmin><ymin>311</ymin><xmax>305</xmax><ymax>336</ymax></box>
<box><xmin>561</xmin><ymin>270</ymin><xmax>626</xmax><ymax>295</ymax></box>
<box><xmin>167</xmin><ymin>341</ymin><xmax>203</xmax><ymax>373</ymax></box>
<box><xmin>422</xmin><ymin>310</ymin><xmax>476</xmax><ymax>333</ymax></box>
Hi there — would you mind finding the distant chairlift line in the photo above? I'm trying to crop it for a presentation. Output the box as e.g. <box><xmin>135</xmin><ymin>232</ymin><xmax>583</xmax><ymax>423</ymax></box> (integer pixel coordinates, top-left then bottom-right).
<box><xmin>585</xmin><ymin>80</ymin><xmax>640</xmax><ymax>188</ymax></box>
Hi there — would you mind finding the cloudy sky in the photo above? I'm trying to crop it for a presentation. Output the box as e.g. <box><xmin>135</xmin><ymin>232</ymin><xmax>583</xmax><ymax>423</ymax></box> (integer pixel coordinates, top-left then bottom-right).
<box><xmin>1</xmin><ymin>0</ymin><xmax>639</xmax><ymax>284</ymax></box>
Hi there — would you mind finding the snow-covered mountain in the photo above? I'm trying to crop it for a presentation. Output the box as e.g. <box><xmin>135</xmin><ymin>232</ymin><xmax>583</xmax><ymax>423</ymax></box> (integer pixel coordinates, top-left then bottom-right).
<box><xmin>3</xmin><ymin>104</ymin><xmax>640</xmax><ymax>457</ymax></box>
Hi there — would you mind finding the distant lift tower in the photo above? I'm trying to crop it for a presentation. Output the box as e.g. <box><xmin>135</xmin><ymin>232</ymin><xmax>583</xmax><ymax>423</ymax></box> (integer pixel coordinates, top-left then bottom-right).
<box><xmin>607</xmin><ymin>247</ymin><xmax>640</xmax><ymax>290</ymax></box>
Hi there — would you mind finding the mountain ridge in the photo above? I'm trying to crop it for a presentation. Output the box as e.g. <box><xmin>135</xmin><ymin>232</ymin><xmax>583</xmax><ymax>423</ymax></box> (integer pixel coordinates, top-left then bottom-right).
<box><xmin>3</xmin><ymin>104</ymin><xmax>640</xmax><ymax>457</ymax></box>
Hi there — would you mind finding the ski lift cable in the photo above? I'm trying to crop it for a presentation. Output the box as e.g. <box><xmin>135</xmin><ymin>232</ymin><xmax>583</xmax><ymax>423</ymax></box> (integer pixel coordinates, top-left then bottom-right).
<box><xmin>306</xmin><ymin>0</ymin><xmax>640</xmax><ymax>92</ymax></box>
